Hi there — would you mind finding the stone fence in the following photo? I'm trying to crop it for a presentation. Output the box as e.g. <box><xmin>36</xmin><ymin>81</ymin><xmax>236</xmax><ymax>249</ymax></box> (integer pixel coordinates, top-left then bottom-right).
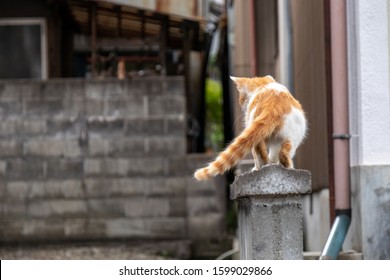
<box><xmin>0</xmin><ymin>77</ymin><xmax>226</xmax><ymax>256</ymax></box>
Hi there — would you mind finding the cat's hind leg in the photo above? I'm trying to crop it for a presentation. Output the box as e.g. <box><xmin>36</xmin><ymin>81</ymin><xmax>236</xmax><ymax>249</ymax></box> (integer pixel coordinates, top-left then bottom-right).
<box><xmin>251</xmin><ymin>141</ymin><xmax>268</xmax><ymax>171</ymax></box>
<box><xmin>279</xmin><ymin>140</ymin><xmax>293</xmax><ymax>168</ymax></box>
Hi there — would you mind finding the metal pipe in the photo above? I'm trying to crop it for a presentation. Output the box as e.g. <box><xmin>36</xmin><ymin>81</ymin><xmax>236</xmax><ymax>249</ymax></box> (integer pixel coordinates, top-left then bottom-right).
<box><xmin>320</xmin><ymin>0</ymin><xmax>351</xmax><ymax>260</ymax></box>
<box><xmin>324</xmin><ymin>0</ymin><xmax>336</xmax><ymax>225</ymax></box>
<box><xmin>319</xmin><ymin>215</ymin><xmax>351</xmax><ymax>259</ymax></box>
<box><xmin>249</xmin><ymin>0</ymin><xmax>257</xmax><ymax>76</ymax></box>
<box><xmin>331</xmin><ymin>0</ymin><xmax>350</xmax><ymax>212</ymax></box>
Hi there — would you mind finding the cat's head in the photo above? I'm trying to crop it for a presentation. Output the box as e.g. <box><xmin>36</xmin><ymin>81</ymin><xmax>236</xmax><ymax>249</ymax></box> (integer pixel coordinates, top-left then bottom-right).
<box><xmin>230</xmin><ymin>75</ymin><xmax>275</xmax><ymax>107</ymax></box>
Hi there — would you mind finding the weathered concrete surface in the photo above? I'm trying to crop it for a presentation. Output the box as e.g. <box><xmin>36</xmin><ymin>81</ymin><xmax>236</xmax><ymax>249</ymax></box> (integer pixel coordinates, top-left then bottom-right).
<box><xmin>231</xmin><ymin>164</ymin><xmax>312</xmax><ymax>199</ymax></box>
<box><xmin>231</xmin><ymin>164</ymin><xmax>312</xmax><ymax>260</ymax></box>
<box><xmin>0</xmin><ymin>78</ymin><xmax>227</xmax><ymax>253</ymax></box>
<box><xmin>344</xmin><ymin>165</ymin><xmax>390</xmax><ymax>259</ymax></box>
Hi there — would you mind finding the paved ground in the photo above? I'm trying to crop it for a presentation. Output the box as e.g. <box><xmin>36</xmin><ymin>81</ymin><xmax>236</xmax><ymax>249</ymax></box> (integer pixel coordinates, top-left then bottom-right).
<box><xmin>0</xmin><ymin>241</ymin><xmax>192</xmax><ymax>260</ymax></box>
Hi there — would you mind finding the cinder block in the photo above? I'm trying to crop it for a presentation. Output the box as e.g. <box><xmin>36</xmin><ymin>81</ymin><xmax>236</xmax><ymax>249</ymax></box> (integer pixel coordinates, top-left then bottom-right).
<box><xmin>62</xmin><ymin>80</ymin><xmax>85</xmax><ymax>99</ymax></box>
<box><xmin>56</xmin><ymin>138</ymin><xmax>82</xmax><ymax>158</ymax></box>
<box><xmin>0</xmin><ymin>220</ymin><xmax>24</xmax><ymax>240</ymax></box>
<box><xmin>47</xmin><ymin>118</ymin><xmax>79</xmax><ymax>136</ymax></box>
<box><xmin>40</xmin><ymin>82</ymin><xmax>67</xmax><ymax>101</ymax></box>
<box><xmin>165</xmin><ymin>157</ymin><xmax>189</xmax><ymax>176</ymax></box>
<box><xmin>188</xmin><ymin>214</ymin><xmax>225</xmax><ymax>238</ymax></box>
<box><xmin>7</xmin><ymin>159</ymin><xmax>44</xmax><ymax>180</ymax></box>
<box><xmin>127</xmin><ymin>158</ymin><xmax>165</xmax><ymax>176</ymax></box>
<box><xmin>105</xmin><ymin>218</ymin><xmax>147</xmax><ymax>238</ymax></box>
<box><xmin>84</xmin><ymin>178</ymin><xmax>146</xmax><ymax>198</ymax></box>
<box><xmin>125</xmin><ymin>118</ymin><xmax>165</xmax><ymax>135</ymax></box>
<box><xmin>85</xmin><ymin>158</ymin><xmax>131</xmax><ymax>176</ymax></box>
<box><xmin>0</xmin><ymin>180</ymin><xmax>5</xmax><ymax>200</ymax></box>
<box><xmin>28</xmin><ymin>200</ymin><xmax>88</xmax><ymax>218</ymax></box>
<box><xmin>88</xmin><ymin>198</ymin><xmax>125</xmax><ymax>217</ymax></box>
<box><xmin>105</xmin><ymin>158</ymin><xmax>130</xmax><ymax>176</ymax></box>
<box><xmin>1</xmin><ymin>202</ymin><xmax>26</xmax><ymax>217</ymax></box>
<box><xmin>144</xmin><ymin>78</ymin><xmax>163</xmax><ymax>95</ymax></box>
<box><xmin>0</xmin><ymin>140</ymin><xmax>22</xmax><ymax>157</ymax></box>
<box><xmin>146</xmin><ymin>136</ymin><xmax>186</xmax><ymax>155</ymax></box>
<box><xmin>104</xmin><ymin>99</ymin><xmax>126</xmax><ymax>117</ymax></box>
<box><xmin>46</xmin><ymin>159</ymin><xmax>83</xmax><ymax>178</ymax></box>
<box><xmin>168</xmin><ymin>197</ymin><xmax>187</xmax><ymax>217</ymax></box>
<box><xmin>23</xmin><ymin>138</ymin><xmax>50</xmax><ymax>156</ymax></box>
<box><xmin>64</xmin><ymin>219</ymin><xmax>87</xmax><ymax>237</ymax></box>
<box><xmin>186</xmin><ymin>177</ymin><xmax>217</xmax><ymax>196</ymax></box>
<box><xmin>0</xmin><ymin>118</ymin><xmax>21</xmax><ymax>136</ymax></box>
<box><xmin>87</xmin><ymin>118</ymin><xmax>125</xmax><ymax>134</ymax></box>
<box><xmin>102</xmin><ymin>81</ymin><xmax>124</xmax><ymax>97</ymax></box>
<box><xmin>84</xmin><ymin>159</ymin><xmax>102</xmax><ymax>176</ymax></box>
<box><xmin>187</xmin><ymin>197</ymin><xmax>223</xmax><ymax>217</ymax></box>
<box><xmin>145</xmin><ymin>217</ymin><xmax>186</xmax><ymax>238</ymax></box>
<box><xmin>104</xmin><ymin>138</ymin><xmax>145</xmax><ymax>157</ymax></box>
<box><xmin>24</xmin><ymin>100</ymin><xmax>63</xmax><ymax>117</ymax></box>
<box><xmin>148</xmin><ymin>177</ymin><xmax>187</xmax><ymax>197</ymax></box>
<box><xmin>166</xmin><ymin>118</ymin><xmax>185</xmax><ymax>135</ymax></box>
<box><xmin>124</xmin><ymin>80</ymin><xmax>144</xmax><ymax>96</ymax></box>
<box><xmin>164</xmin><ymin>77</ymin><xmax>185</xmax><ymax>96</ymax></box>
<box><xmin>85</xmin><ymin>82</ymin><xmax>105</xmax><ymax>99</ymax></box>
<box><xmin>87</xmin><ymin>138</ymin><xmax>108</xmax><ymax>157</ymax></box>
<box><xmin>23</xmin><ymin>119</ymin><xmax>47</xmax><ymax>135</ymax></box>
<box><xmin>29</xmin><ymin>180</ymin><xmax>84</xmax><ymax>199</ymax></box>
<box><xmin>123</xmin><ymin>198</ymin><xmax>170</xmax><ymax>218</ymax></box>
<box><xmin>24</xmin><ymin>138</ymin><xmax>82</xmax><ymax>158</ymax></box>
<box><xmin>86</xmin><ymin>100</ymin><xmax>104</xmax><ymax>116</ymax></box>
<box><xmin>0</xmin><ymin>101</ymin><xmax>23</xmax><ymax>117</ymax></box>
<box><xmin>63</xmin><ymin>97</ymin><xmax>84</xmax><ymax>117</ymax></box>
<box><xmin>85</xmin><ymin>218</ymin><xmax>106</xmax><ymax>238</ymax></box>
<box><xmin>0</xmin><ymin>160</ymin><xmax>6</xmax><ymax>178</ymax></box>
<box><xmin>126</xmin><ymin>95</ymin><xmax>145</xmax><ymax>117</ymax></box>
<box><xmin>149</xmin><ymin>95</ymin><xmax>185</xmax><ymax>116</ymax></box>
<box><xmin>0</xmin><ymin>83</ymin><xmax>24</xmax><ymax>101</ymax></box>
<box><xmin>22</xmin><ymin>219</ymin><xmax>65</xmax><ymax>239</ymax></box>
<box><xmin>6</xmin><ymin>181</ymin><xmax>29</xmax><ymax>201</ymax></box>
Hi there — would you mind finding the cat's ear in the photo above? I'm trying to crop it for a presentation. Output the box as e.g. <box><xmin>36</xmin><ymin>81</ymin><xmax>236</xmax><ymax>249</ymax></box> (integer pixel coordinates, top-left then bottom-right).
<box><xmin>230</xmin><ymin>76</ymin><xmax>247</xmax><ymax>93</ymax></box>
<box><xmin>264</xmin><ymin>75</ymin><xmax>275</xmax><ymax>82</ymax></box>
<box><xmin>230</xmin><ymin>76</ymin><xmax>241</xmax><ymax>84</ymax></box>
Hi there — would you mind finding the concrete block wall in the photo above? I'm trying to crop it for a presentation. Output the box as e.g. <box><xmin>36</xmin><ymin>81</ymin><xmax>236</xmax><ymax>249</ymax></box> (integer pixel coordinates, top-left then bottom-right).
<box><xmin>0</xmin><ymin>77</ymin><xmax>226</xmax><ymax>245</ymax></box>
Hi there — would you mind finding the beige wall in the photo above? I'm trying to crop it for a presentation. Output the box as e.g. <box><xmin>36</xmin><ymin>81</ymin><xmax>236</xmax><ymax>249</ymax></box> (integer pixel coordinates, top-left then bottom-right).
<box><xmin>232</xmin><ymin>0</ymin><xmax>329</xmax><ymax>191</ymax></box>
<box><xmin>231</xmin><ymin>0</ymin><xmax>279</xmax><ymax>136</ymax></box>
<box><xmin>291</xmin><ymin>0</ymin><xmax>329</xmax><ymax>191</ymax></box>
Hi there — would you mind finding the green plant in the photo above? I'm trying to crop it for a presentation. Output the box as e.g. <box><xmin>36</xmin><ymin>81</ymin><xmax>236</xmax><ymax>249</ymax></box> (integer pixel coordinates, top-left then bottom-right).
<box><xmin>205</xmin><ymin>78</ymin><xmax>224</xmax><ymax>151</ymax></box>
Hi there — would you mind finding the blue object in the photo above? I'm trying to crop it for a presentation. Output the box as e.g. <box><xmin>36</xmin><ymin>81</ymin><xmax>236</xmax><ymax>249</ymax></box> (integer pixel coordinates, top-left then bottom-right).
<box><xmin>320</xmin><ymin>215</ymin><xmax>351</xmax><ymax>260</ymax></box>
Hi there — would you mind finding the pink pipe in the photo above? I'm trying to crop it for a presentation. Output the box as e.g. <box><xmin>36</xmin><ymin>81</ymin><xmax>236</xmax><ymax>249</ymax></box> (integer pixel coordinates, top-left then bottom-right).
<box><xmin>249</xmin><ymin>0</ymin><xmax>257</xmax><ymax>76</ymax></box>
<box><xmin>330</xmin><ymin>0</ymin><xmax>350</xmax><ymax>211</ymax></box>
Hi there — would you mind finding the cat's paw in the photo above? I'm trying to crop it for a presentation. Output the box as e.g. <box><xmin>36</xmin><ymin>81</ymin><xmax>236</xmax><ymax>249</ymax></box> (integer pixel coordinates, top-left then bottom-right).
<box><xmin>252</xmin><ymin>166</ymin><xmax>260</xmax><ymax>172</ymax></box>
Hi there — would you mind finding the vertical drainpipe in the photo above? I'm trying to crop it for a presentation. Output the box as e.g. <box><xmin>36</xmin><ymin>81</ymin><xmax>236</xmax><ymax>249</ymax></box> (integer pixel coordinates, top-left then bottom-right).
<box><xmin>320</xmin><ymin>0</ymin><xmax>351</xmax><ymax>260</ymax></box>
<box><xmin>249</xmin><ymin>0</ymin><xmax>257</xmax><ymax>76</ymax></box>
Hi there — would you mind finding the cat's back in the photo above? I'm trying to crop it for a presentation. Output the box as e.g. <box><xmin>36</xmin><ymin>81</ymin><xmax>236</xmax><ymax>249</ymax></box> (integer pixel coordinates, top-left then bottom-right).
<box><xmin>247</xmin><ymin>81</ymin><xmax>303</xmax><ymax>120</ymax></box>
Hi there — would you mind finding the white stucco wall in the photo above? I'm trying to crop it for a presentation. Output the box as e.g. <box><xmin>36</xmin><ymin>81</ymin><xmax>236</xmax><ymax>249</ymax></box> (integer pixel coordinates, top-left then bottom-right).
<box><xmin>348</xmin><ymin>0</ymin><xmax>390</xmax><ymax>166</ymax></box>
<box><xmin>346</xmin><ymin>0</ymin><xmax>390</xmax><ymax>259</ymax></box>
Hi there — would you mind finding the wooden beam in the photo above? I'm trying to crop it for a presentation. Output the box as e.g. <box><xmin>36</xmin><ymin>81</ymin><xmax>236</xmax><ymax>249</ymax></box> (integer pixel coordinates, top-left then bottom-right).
<box><xmin>90</xmin><ymin>3</ymin><xmax>97</xmax><ymax>76</ymax></box>
<box><xmin>160</xmin><ymin>16</ymin><xmax>169</xmax><ymax>75</ymax></box>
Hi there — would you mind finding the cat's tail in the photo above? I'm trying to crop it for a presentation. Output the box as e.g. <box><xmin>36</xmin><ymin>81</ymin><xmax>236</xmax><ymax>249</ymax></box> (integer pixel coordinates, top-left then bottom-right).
<box><xmin>194</xmin><ymin>114</ymin><xmax>276</xmax><ymax>180</ymax></box>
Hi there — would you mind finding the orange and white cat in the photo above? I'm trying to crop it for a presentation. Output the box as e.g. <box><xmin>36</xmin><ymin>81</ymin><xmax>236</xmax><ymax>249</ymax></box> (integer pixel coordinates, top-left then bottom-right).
<box><xmin>194</xmin><ymin>75</ymin><xmax>307</xmax><ymax>181</ymax></box>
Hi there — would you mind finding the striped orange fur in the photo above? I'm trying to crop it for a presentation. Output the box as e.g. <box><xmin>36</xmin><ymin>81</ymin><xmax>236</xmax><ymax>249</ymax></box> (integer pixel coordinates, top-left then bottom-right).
<box><xmin>194</xmin><ymin>75</ymin><xmax>307</xmax><ymax>181</ymax></box>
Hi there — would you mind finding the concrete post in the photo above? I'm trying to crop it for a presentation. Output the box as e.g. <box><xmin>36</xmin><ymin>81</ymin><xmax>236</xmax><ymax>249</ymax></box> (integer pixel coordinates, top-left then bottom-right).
<box><xmin>230</xmin><ymin>164</ymin><xmax>311</xmax><ymax>260</ymax></box>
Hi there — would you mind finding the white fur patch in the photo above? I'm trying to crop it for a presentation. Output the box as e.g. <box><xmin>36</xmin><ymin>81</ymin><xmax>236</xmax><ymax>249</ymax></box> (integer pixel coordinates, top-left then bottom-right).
<box><xmin>279</xmin><ymin>107</ymin><xmax>307</xmax><ymax>153</ymax></box>
<box><xmin>265</xmin><ymin>82</ymin><xmax>289</xmax><ymax>93</ymax></box>
<box><xmin>245</xmin><ymin>90</ymin><xmax>260</xmax><ymax>127</ymax></box>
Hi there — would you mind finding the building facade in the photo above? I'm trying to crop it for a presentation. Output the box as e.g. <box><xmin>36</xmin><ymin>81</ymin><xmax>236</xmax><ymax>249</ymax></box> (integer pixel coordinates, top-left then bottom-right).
<box><xmin>232</xmin><ymin>0</ymin><xmax>390</xmax><ymax>259</ymax></box>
